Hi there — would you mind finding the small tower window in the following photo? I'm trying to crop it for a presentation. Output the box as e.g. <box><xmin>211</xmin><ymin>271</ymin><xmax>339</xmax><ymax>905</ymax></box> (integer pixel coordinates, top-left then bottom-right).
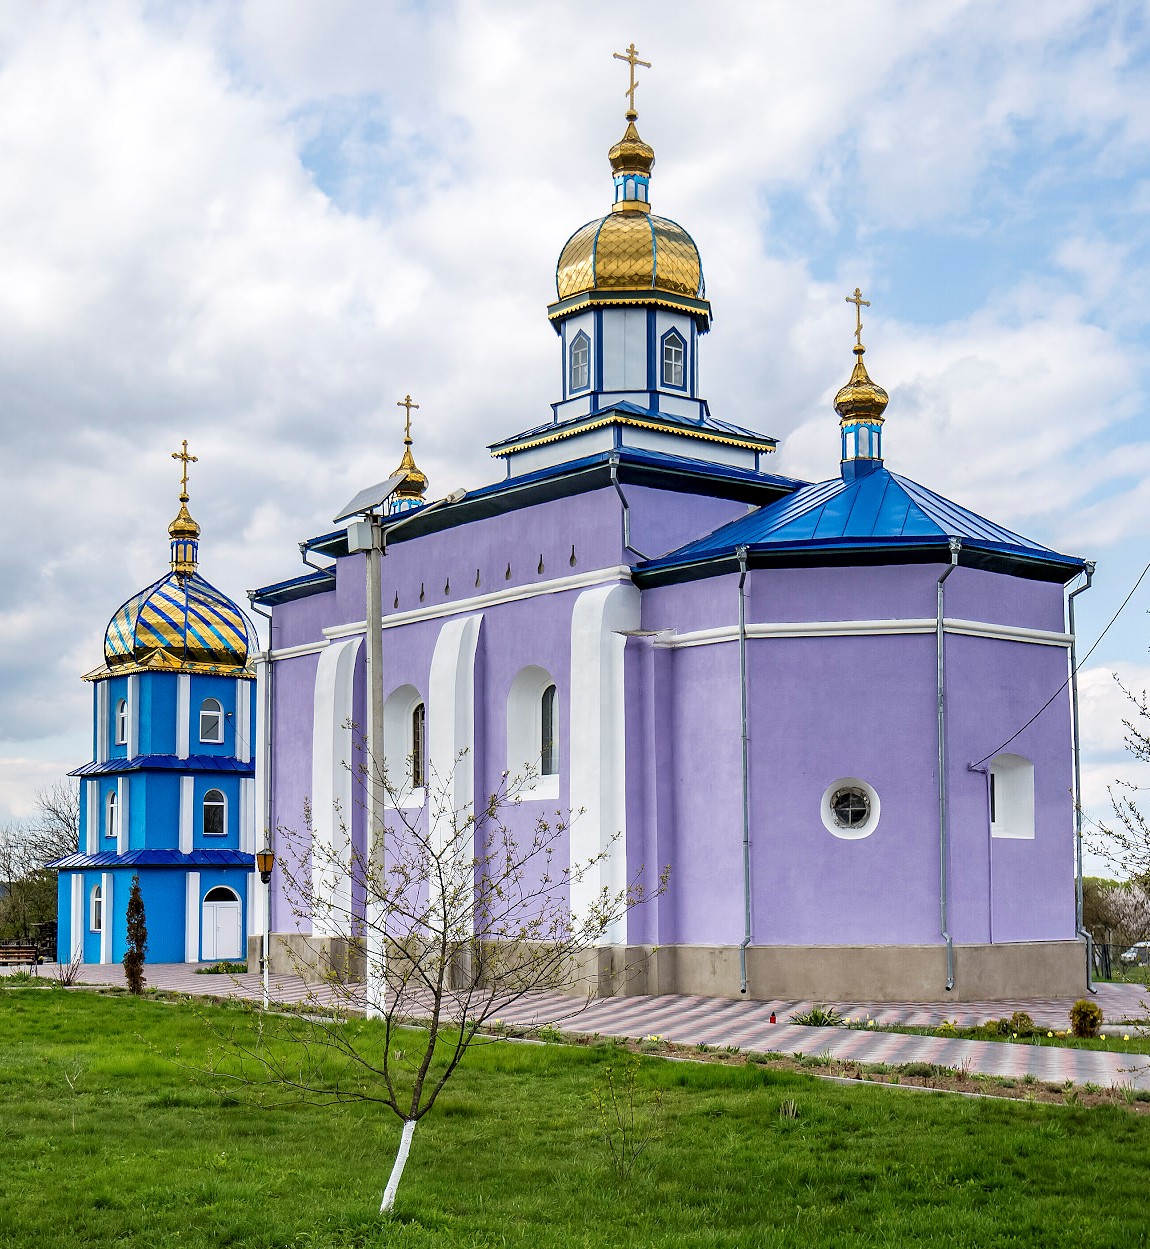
<box><xmin>203</xmin><ymin>789</ymin><xmax>226</xmax><ymax>836</ymax></box>
<box><xmin>569</xmin><ymin>331</ymin><xmax>590</xmax><ymax>392</ymax></box>
<box><xmin>90</xmin><ymin>884</ymin><xmax>103</xmax><ymax>933</ymax></box>
<box><xmin>411</xmin><ymin>702</ymin><xmax>427</xmax><ymax>789</ymax></box>
<box><xmin>200</xmin><ymin>698</ymin><xmax>224</xmax><ymax>744</ymax></box>
<box><xmin>662</xmin><ymin>331</ymin><xmax>686</xmax><ymax>388</ymax></box>
<box><xmin>540</xmin><ymin>684</ymin><xmax>558</xmax><ymax>776</ymax></box>
<box><xmin>115</xmin><ymin>699</ymin><xmax>128</xmax><ymax>746</ymax></box>
<box><xmin>105</xmin><ymin>791</ymin><xmax>118</xmax><ymax>839</ymax></box>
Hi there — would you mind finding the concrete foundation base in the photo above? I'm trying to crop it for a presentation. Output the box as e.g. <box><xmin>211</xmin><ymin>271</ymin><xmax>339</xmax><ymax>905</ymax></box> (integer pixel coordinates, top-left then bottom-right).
<box><xmin>256</xmin><ymin>934</ymin><xmax>1089</xmax><ymax>1002</ymax></box>
<box><xmin>621</xmin><ymin>940</ymin><xmax>1089</xmax><ymax>1003</ymax></box>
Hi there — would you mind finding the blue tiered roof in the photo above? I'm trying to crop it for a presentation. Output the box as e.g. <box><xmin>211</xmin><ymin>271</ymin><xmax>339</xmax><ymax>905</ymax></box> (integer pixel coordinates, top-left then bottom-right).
<box><xmin>639</xmin><ymin>465</ymin><xmax>1087</xmax><ymax>584</ymax></box>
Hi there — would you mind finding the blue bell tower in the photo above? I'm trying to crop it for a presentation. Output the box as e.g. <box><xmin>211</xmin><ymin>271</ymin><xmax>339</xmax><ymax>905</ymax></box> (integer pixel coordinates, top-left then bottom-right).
<box><xmin>52</xmin><ymin>444</ymin><xmax>259</xmax><ymax>965</ymax></box>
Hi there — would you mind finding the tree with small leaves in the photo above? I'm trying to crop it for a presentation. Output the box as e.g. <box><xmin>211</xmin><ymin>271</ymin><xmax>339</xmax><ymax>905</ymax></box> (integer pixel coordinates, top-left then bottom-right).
<box><xmin>122</xmin><ymin>873</ymin><xmax>148</xmax><ymax>995</ymax></box>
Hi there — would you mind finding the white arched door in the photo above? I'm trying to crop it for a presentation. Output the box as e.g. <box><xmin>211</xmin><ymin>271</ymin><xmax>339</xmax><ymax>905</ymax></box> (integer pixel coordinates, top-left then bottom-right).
<box><xmin>201</xmin><ymin>886</ymin><xmax>242</xmax><ymax>960</ymax></box>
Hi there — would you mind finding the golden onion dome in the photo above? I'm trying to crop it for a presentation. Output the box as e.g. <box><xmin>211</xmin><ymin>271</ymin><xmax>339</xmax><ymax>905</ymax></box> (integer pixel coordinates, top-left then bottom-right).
<box><xmin>392</xmin><ymin>442</ymin><xmax>428</xmax><ymax>501</ymax></box>
<box><xmin>549</xmin><ymin>112</ymin><xmax>711</xmax><ymax>328</ymax></box>
<box><xmin>834</xmin><ymin>345</ymin><xmax>889</xmax><ymax>424</ymax></box>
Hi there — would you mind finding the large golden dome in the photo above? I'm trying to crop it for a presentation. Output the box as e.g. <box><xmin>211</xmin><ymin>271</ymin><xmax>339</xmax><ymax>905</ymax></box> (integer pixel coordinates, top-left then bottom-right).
<box><xmin>548</xmin><ymin>113</ymin><xmax>711</xmax><ymax>328</ymax></box>
<box><xmin>556</xmin><ymin>213</ymin><xmax>705</xmax><ymax>302</ymax></box>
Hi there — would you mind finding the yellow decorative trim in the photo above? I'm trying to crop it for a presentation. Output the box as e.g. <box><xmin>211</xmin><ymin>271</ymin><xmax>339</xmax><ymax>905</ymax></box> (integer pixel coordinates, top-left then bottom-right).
<box><xmin>610</xmin><ymin>200</ymin><xmax>651</xmax><ymax>214</ymax></box>
<box><xmin>547</xmin><ymin>291</ymin><xmax>711</xmax><ymax>322</ymax></box>
<box><xmin>84</xmin><ymin>660</ymin><xmax>255</xmax><ymax>682</ymax></box>
<box><xmin>491</xmin><ymin>415</ymin><xmax>776</xmax><ymax>457</ymax></box>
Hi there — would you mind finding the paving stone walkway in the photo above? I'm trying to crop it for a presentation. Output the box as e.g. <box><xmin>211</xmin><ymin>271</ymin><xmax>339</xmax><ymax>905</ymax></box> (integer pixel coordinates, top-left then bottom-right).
<box><xmin>17</xmin><ymin>962</ymin><xmax>1150</xmax><ymax>1091</ymax></box>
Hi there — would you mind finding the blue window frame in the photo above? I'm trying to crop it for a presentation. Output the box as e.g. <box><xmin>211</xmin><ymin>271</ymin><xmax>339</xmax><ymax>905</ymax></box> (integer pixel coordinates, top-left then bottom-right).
<box><xmin>661</xmin><ymin>329</ymin><xmax>686</xmax><ymax>389</ymax></box>
<box><xmin>569</xmin><ymin>331</ymin><xmax>590</xmax><ymax>393</ymax></box>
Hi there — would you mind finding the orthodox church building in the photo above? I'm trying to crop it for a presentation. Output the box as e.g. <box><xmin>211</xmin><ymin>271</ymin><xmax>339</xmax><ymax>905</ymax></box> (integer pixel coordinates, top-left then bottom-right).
<box><xmin>52</xmin><ymin>447</ymin><xmax>259</xmax><ymax>965</ymax></box>
<box><xmin>249</xmin><ymin>76</ymin><xmax>1090</xmax><ymax>1002</ymax></box>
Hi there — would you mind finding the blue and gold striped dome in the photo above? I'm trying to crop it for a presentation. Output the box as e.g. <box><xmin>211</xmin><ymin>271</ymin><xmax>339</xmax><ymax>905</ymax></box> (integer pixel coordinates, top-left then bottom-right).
<box><xmin>104</xmin><ymin>571</ymin><xmax>256</xmax><ymax>675</ymax></box>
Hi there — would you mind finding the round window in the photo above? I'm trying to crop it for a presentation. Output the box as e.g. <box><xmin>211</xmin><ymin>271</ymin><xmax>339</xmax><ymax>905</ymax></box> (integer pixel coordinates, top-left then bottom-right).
<box><xmin>820</xmin><ymin>777</ymin><xmax>880</xmax><ymax>840</ymax></box>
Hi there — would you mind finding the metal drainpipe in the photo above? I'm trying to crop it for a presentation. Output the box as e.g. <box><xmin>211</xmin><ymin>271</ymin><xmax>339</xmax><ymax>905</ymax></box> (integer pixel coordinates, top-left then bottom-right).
<box><xmin>737</xmin><ymin>547</ymin><xmax>752</xmax><ymax>995</ymax></box>
<box><xmin>937</xmin><ymin>538</ymin><xmax>962</xmax><ymax>993</ymax></box>
<box><xmin>609</xmin><ymin>453</ymin><xmax>648</xmax><ymax>562</ymax></box>
<box><xmin>967</xmin><ymin>763</ymin><xmax>993</xmax><ymax>944</ymax></box>
<box><xmin>299</xmin><ymin>541</ymin><xmax>335</xmax><ymax>573</ymax></box>
<box><xmin>1069</xmin><ymin>562</ymin><xmax>1097</xmax><ymax>993</ymax></box>
<box><xmin>248</xmin><ymin>597</ymin><xmax>275</xmax><ymax>977</ymax></box>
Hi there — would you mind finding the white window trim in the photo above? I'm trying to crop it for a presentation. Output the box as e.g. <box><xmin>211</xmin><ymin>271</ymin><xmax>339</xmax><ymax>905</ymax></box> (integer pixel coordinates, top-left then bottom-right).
<box><xmin>115</xmin><ymin>699</ymin><xmax>128</xmax><ymax>746</ymax></box>
<box><xmin>383</xmin><ymin>684</ymin><xmax>427</xmax><ymax>809</ymax></box>
<box><xmin>200</xmin><ymin>697</ymin><xmax>225</xmax><ymax>745</ymax></box>
<box><xmin>90</xmin><ymin>883</ymin><xmax>103</xmax><ymax>933</ymax></box>
<box><xmin>506</xmin><ymin>665</ymin><xmax>560</xmax><ymax>801</ymax></box>
<box><xmin>820</xmin><ymin>777</ymin><xmax>881</xmax><ymax>840</ymax></box>
<box><xmin>202</xmin><ymin>788</ymin><xmax>228</xmax><ymax>837</ymax></box>
<box><xmin>105</xmin><ymin>790</ymin><xmax>118</xmax><ymax>839</ymax></box>
<box><xmin>989</xmin><ymin>753</ymin><xmax>1035</xmax><ymax>840</ymax></box>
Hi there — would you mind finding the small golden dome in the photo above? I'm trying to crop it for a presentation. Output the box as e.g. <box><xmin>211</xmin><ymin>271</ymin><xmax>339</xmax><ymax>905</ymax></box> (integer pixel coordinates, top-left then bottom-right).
<box><xmin>168</xmin><ymin>498</ymin><xmax>201</xmax><ymax>542</ymax></box>
<box><xmin>392</xmin><ymin>442</ymin><xmax>428</xmax><ymax>501</ymax></box>
<box><xmin>834</xmin><ymin>346</ymin><xmax>889</xmax><ymax>424</ymax></box>
<box><xmin>608</xmin><ymin>117</ymin><xmax>655</xmax><ymax>181</ymax></box>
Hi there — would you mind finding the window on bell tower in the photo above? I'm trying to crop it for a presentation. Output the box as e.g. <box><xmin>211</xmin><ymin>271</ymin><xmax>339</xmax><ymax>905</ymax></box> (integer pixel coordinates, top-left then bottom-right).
<box><xmin>662</xmin><ymin>330</ymin><xmax>685</xmax><ymax>388</ymax></box>
<box><xmin>569</xmin><ymin>331</ymin><xmax>590</xmax><ymax>392</ymax></box>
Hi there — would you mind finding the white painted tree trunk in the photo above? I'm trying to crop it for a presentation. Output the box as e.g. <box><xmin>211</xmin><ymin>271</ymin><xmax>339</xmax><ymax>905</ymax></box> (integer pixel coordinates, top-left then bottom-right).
<box><xmin>380</xmin><ymin>1118</ymin><xmax>417</xmax><ymax>1214</ymax></box>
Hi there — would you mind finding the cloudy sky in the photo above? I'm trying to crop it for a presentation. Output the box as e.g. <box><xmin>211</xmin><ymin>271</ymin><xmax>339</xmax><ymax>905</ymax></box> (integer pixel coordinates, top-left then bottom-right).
<box><xmin>1</xmin><ymin>0</ymin><xmax>1148</xmax><ymax>873</ymax></box>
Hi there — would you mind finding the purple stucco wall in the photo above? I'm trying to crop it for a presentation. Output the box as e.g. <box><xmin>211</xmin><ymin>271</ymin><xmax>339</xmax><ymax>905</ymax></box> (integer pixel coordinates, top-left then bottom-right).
<box><xmin>265</xmin><ymin>475</ymin><xmax>1076</xmax><ymax>966</ymax></box>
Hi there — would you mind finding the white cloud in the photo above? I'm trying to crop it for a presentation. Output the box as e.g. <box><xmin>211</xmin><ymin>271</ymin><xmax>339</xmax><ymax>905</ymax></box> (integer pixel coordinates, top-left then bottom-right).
<box><xmin>1</xmin><ymin>0</ymin><xmax>1149</xmax><ymax>822</ymax></box>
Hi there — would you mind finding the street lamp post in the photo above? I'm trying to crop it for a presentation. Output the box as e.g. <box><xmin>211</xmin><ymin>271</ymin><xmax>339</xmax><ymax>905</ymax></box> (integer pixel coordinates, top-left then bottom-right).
<box><xmin>256</xmin><ymin>845</ymin><xmax>275</xmax><ymax>1010</ymax></box>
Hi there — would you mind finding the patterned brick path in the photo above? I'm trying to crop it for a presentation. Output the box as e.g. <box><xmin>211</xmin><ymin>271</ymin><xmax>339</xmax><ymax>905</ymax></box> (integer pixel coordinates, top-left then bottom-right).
<box><xmin>19</xmin><ymin>962</ymin><xmax>1150</xmax><ymax>1091</ymax></box>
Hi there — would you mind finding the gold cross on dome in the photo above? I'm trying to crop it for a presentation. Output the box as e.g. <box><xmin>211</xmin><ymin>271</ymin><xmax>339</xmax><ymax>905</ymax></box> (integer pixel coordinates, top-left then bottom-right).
<box><xmin>846</xmin><ymin>287</ymin><xmax>871</xmax><ymax>347</ymax></box>
<box><xmin>171</xmin><ymin>439</ymin><xmax>197</xmax><ymax>497</ymax></box>
<box><xmin>613</xmin><ymin>42</ymin><xmax>651</xmax><ymax>114</ymax></box>
<box><xmin>397</xmin><ymin>394</ymin><xmax>420</xmax><ymax>442</ymax></box>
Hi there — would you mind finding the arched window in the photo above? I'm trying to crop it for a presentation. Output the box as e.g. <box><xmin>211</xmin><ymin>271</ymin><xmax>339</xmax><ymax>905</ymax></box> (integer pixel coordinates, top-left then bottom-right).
<box><xmin>203</xmin><ymin>789</ymin><xmax>226</xmax><ymax>836</ymax></box>
<box><xmin>411</xmin><ymin>702</ymin><xmax>427</xmax><ymax>789</ymax></box>
<box><xmin>383</xmin><ymin>685</ymin><xmax>426</xmax><ymax>804</ymax></box>
<box><xmin>541</xmin><ymin>684</ymin><xmax>558</xmax><ymax>776</ymax></box>
<box><xmin>506</xmin><ymin>666</ymin><xmax>560</xmax><ymax>797</ymax></box>
<box><xmin>200</xmin><ymin>698</ymin><xmax>224</xmax><ymax>744</ymax></box>
<box><xmin>90</xmin><ymin>884</ymin><xmax>103</xmax><ymax>933</ymax></box>
<box><xmin>662</xmin><ymin>330</ymin><xmax>686</xmax><ymax>388</ymax></box>
<box><xmin>204</xmin><ymin>885</ymin><xmax>239</xmax><ymax>903</ymax></box>
<box><xmin>569</xmin><ymin>330</ymin><xmax>590</xmax><ymax>392</ymax></box>
<box><xmin>105</xmin><ymin>790</ymin><xmax>118</xmax><ymax>839</ymax></box>
<box><xmin>115</xmin><ymin>699</ymin><xmax>128</xmax><ymax>746</ymax></box>
<box><xmin>990</xmin><ymin>754</ymin><xmax>1035</xmax><ymax>839</ymax></box>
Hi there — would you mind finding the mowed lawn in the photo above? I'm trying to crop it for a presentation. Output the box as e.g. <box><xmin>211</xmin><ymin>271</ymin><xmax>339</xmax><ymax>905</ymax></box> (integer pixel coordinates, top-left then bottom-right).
<box><xmin>2</xmin><ymin>985</ymin><xmax>1149</xmax><ymax>1248</ymax></box>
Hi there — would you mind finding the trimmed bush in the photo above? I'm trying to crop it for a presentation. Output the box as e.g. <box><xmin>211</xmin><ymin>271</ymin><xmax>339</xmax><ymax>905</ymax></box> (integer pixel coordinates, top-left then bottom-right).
<box><xmin>1070</xmin><ymin>999</ymin><xmax>1103</xmax><ymax>1038</ymax></box>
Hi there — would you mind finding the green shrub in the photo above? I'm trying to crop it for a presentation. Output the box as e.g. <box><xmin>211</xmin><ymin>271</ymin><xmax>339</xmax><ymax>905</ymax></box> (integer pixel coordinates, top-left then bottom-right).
<box><xmin>194</xmin><ymin>961</ymin><xmax>247</xmax><ymax>975</ymax></box>
<box><xmin>1069</xmin><ymin>999</ymin><xmax>1103</xmax><ymax>1038</ymax></box>
<box><xmin>790</xmin><ymin>1005</ymin><xmax>844</xmax><ymax>1027</ymax></box>
<box><xmin>1009</xmin><ymin>1011</ymin><xmax>1036</xmax><ymax>1036</ymax></box>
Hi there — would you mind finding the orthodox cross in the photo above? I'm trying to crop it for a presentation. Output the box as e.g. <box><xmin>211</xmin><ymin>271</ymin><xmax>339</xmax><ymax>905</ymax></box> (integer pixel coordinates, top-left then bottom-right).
<box><xmin>397</xmin><ymin>394</ymin><xmax>419</xmax><ymax>443</ymax></box>
<box><xmin>171</xmin><ymin>439</ymin><xmax>197</xmax><ymax>497</ymax></box>
<box><xmin>613</xmin><ymin>43</ymin><xmax>651</xmax><ymax>114</ymax></box>
<box><xmin>846</xmin><ymin>287</ymin><xmax>870</xmax><ymax>348</ymax></box>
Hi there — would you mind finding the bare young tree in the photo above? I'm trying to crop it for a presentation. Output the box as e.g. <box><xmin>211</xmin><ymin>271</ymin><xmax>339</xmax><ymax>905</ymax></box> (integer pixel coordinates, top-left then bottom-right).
<box><xmin>1091</xmin><ymin>678</ymin><xmax>1150</xmax><ymax>888</ymax></box>
<box><xmin>210</xmin><ymin>759</ymin><xmax>664</xmax><ymax>1215</ymax></box>
<box><xmin>0</xmin><ymin>782</ymin><xmax>79</xmax><ymax>941</ymax></box>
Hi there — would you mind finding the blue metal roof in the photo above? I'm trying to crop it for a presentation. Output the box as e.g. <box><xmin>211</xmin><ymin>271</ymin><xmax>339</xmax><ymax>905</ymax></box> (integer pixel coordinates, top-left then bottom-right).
<box><xmin>70</xmin><ymin>755</ymin><xmax>255</xmax><ymax>778</ymax></box>
<box><xmin>641</xmin><ymin>466</ymin><xmax>1087</xmax><ymax>581</ymax></box>
<box><xmin>488</xmin><ymin>400</ymin><xmax>777</xmax><ymax>454</ymax></box>
<box><xmin>49</xmin><ymin>848</ymin><xmax>255</xmax><ymax>870</ymax></box>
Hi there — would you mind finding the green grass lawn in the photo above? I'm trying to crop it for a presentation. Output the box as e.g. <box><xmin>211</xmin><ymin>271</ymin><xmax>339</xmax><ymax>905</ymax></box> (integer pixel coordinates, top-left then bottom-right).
<box><xmin>3</xmin><ymin>983</ymin><xmax>1150</xmax><ymax>1248</ymax></box>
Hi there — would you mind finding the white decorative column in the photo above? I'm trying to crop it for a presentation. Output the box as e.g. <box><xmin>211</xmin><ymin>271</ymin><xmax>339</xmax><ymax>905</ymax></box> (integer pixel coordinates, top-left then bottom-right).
<box><xmin>179</xmin><ymin>776</ymin><xmax>194</xmax><ymax>853</ymax></box>
<box><xmin>185</xmin><ymin>872</ymin><xmax>200</xmax><ymax>962</ymax></box>
<box><xmin>310</xmin><ymin>637</ymin><xmax>363</xmax><ymax>938</ymax></box>
<box><xmin>99</xmin><ymin>872</ymin><xmax>113</xmax><ymax>964</ymax></box>
<box><xmin>176</xmin><ymin>674</ymin><xmax>191</xmax><ymax>758</ymax></box>
<box><xmin>126</xmin><ymin>674</ymin><xmax>139</xmax><ymax>757</ymax></box>
<box><xmin>235</xmin><ymin>677</ymin><xmax>252</xmax><ymax>763</ymax></box>
<box><xmin>85</xmin><ymin>780</ymin><xmax>98</xmax><ymax>854</ymax></box>
<box><xmin>116</xmin><ymin>777</ymin><xmax>128</xmax><ymax>854</ymax></box>
<box><xmin>69</xmin><ymin>875</ymin><xmax>83</xmax><ymax>963</ymax></box>
<box><xmin>96</xmin><ymin>681</ymin><xmax>109</xmax><ymax>763</ymax></box>
<box><xmin>569</xmin><ymin>582</ymin><xmax>640</xmax><ymax>944</ymax></box>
